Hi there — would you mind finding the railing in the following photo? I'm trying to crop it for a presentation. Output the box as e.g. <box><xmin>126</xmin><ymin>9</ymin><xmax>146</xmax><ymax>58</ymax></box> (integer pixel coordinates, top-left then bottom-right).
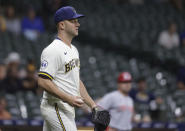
<box><xmin>0</xmin><ymin>120</ymin><xmax>184</xmax><ymax>131</ymax></box>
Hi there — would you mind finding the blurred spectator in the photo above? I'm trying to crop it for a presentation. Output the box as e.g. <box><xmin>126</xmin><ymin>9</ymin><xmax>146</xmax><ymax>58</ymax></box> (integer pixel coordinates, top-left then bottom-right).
<box><xmin>5</xmin><ymin>5</ymin><xmax>21</xmax><ymax>35</ymax></box>
<box><xmin>129</xmin><ymin>77</ymin><xmax>163</xmax><ymax>121</ymax></box>
<box><xmin>22</xmin><ymin>59</ymin><xmax>38</xmax><ymax>94</ymax></box>
<box><xmin>0</xmin><ymin>63</ymin><xmax>7</xmax><ymax>91</ymax></box>
<box><xmin>21</xmin><ymin>7</ymin><xmax>44</xmax><ymax>41</ymax></box>
<box><xmin>158</xmin><ymin>22</ymin><xmax>179</xmax><ymax>50</ymax></box>
<box><xmin>3</xmin><ymin>66</ymin><xmax>23</xmax><ymax>94</ymax></box>
<box><xmin>3</xmin><ymin>52</ymin><xmax>23</xmax><ymax>93</ymax></box>
<box><xmin>5</xmin><ymin>52</ymin><xmax>20</xmax><ymax>68</ymax></box>
<box><xmin>0</xmin><ymin>97</ymin><xmax>11</xmax><ymax>120</ymax></box>
<box><xmin>130</xmin><ymin>77</ymin><xmax>155</xmax><ymax>104</ymax></box>
<box><xmin>5</xmin><ymin>52</ymin><xmax>21</xmax><ymax>75</ymax></box>
<box><xmin>0</xmin><ymin>6</ymin><xmax>6</xmax><ymax>32</ymax></box>
<box><xmin>5</xmin><ymin>52</ymin><xmax>26</xmax><ymax>79</ymax></box>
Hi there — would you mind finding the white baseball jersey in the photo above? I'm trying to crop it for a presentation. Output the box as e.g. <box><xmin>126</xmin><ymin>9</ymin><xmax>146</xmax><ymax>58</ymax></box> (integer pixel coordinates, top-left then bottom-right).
<box><xmin>98</xmin><ymin>91</ymin><xmax>134</xmax><ymax>131</ymax></box>
<box><xmin>38</xmin><ymin>38</ymin><xmax>80</xmax><ymax>117</ymax></box>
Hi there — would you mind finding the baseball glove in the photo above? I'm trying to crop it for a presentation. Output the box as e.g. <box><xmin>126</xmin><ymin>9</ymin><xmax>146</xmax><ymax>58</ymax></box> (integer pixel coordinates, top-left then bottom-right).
<box><xmin>91</xmin><ymin>106</ymin><xmax>110</xmax><ymax>131</ymax></box>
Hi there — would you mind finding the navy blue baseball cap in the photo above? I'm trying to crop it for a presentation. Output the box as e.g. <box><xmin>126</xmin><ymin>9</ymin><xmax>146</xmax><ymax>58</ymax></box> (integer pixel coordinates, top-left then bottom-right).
<box><xmin>54</xmin><ymin>6</ymin><xmax>85</xmax><ymax>24</ymax></box>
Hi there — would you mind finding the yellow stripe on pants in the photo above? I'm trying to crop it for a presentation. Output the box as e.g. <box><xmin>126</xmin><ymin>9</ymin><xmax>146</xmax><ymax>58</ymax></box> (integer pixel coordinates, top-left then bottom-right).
<box><xmin>55</xmin><ymin>103</ymin><xmax>66</xmax><ymax>131</ymax></box>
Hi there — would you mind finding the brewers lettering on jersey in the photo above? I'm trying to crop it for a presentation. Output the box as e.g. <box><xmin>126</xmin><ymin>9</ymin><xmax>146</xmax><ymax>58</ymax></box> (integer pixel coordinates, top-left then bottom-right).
<box><xmin>65</xmin><ymin>58</ymin><xmax>80</xmax><ymax>73</ymax></box>
<box><xmin>38</xmin><ymin>6</ymin><xmax>97</xmax><ymax>131</ymax></box>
